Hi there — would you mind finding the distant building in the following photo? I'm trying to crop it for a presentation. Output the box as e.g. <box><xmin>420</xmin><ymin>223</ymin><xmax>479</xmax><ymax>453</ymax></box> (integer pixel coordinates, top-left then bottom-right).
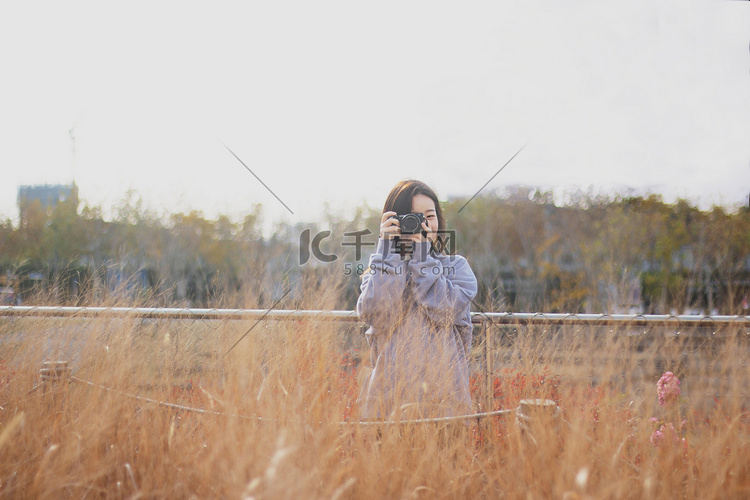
<box><xmin>17</xmin><ymin>183</ymin><xmax>78</xmax><ymax>219</ymax></box>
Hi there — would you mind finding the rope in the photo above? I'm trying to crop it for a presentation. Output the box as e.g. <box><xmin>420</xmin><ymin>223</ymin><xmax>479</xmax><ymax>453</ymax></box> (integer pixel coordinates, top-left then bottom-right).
<box><xmin>70</xmin><ymin>376</ymin><xmax>262</xmax><ymax>421</ymax></box>
<box><xmin>69</xmin><ymin>375</ymin><xmax>512</xmax><ymax>426</ymax></box>
<box><xmin>350</xmin><ymin>408</ymin><xmax>514</xmax><ymax>426</ymax></box>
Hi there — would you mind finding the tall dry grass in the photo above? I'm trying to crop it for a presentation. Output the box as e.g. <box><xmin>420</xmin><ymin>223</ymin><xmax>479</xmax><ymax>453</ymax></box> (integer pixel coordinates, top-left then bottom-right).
<box><xmin>1</xmin><ymin>277</ymin><xmax>749</xmax><ymax>498</ymax></box>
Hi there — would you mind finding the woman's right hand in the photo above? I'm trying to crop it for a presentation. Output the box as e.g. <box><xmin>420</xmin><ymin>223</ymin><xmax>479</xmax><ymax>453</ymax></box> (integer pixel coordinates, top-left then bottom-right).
<box><xmin>379</xmin><ymin>211</ymin><xmax>400</xmax><ymax>239</ymax></box>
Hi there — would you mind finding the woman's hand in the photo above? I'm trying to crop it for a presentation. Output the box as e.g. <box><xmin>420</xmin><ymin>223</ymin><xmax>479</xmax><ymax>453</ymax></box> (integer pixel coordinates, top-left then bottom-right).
<box><xmin>380</xmin><ymin>213</ymin><xmax>434</xmax><ymax>242</ymax></box>
<box><xmin>379</xmin><ymin>211</ymin><xmax>401</xmax><ymax>239</ymax></box>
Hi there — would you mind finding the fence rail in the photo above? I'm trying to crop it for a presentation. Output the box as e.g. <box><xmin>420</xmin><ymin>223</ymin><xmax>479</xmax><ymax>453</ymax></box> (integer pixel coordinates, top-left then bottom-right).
<box><xmin>1</xmin><ymin>306</ymin><xmax>749</xmax><ymax>327</ymax></box>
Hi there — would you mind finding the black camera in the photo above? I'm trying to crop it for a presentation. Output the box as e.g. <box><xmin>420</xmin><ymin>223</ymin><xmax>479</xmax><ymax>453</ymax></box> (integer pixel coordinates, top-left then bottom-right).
<box><xmin>391</xmin><ymin>212</ymin><xmax>426</xmax><ymax>234</ymax></box>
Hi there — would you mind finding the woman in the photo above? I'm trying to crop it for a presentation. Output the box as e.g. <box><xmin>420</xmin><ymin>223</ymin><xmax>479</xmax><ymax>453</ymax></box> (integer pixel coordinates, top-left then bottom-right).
<box><xmin>357</xmin><ymin>180</ymin><xmax>478</xmax><ymax>420</ymax></box>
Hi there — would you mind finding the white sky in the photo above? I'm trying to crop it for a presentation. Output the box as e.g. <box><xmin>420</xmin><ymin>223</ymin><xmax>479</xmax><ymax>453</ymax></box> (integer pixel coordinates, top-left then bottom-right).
<box><xmin>1</xmin><ymin>0</ymin><xmax>749</xmax><ymax>231</ymax></box>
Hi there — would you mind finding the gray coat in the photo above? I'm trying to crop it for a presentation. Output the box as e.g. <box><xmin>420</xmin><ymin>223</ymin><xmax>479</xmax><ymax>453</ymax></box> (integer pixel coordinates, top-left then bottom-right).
<box><xmin>356</xmin><ymin>238</ymin><xmax>478</xmax><ymax>420</ymax></box>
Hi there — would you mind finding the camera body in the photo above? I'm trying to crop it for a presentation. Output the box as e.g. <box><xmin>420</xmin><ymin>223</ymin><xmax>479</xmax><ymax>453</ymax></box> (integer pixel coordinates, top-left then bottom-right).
<box><xmin>391</xmin><ymin>212</ymin><xmax>426</xmax><ymax>234</ymax></box>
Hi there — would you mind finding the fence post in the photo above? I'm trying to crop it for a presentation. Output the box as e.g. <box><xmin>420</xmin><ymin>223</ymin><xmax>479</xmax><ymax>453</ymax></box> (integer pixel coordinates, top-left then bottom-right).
<box><xmin>484</xmin><ymin>319</ymin><xmax>493</xmax><ymax>413</ymax></box>
<box><xmin>40</xmin><ymin>360</ymin><xmax>71</xmax><ymax>419</ymax></box>
<box><xmin>515</xmin><ymin>399</ymin><xmax>560</xmax><ymax>447</ymax></box>
<box><xmin>40</xmin><ymin>361</ymin><xmax>71</xmax><ymax>395</ymax></box>
<box><xmin>40</xmin><ymin>361</ymin><xmax>70</xmax><ymax>383</ymax></box>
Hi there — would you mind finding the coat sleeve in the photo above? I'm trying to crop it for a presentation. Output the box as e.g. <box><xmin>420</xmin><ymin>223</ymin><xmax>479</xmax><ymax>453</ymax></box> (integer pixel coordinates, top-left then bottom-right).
<box><xmin>406</xmin><ymin>241</ymin><xmax>478</xmax><ymax>327</ymax></box>
<box><xmin>356</xmin><ymin>238</ymin><xmax>408</xmax><ymax>331</ymax></box>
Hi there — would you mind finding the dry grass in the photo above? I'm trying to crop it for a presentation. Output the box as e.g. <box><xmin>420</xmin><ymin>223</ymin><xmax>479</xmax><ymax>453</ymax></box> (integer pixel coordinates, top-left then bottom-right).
<box><xmin>1</xmin><ymin>285</ymin><xmax>749</xmax><ymax>499</ymax></box>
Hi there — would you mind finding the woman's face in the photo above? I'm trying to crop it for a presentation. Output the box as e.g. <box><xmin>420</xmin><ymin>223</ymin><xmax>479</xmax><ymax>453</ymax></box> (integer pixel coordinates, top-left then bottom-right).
<box><xmin>411</xmin><ymin>193</ymin><xmax>439</xmax><ymax>242</ymax></box>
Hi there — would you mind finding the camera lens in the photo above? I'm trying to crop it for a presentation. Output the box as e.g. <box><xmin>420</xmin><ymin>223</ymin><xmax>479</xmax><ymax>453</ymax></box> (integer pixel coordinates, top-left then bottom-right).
<box><xmin>400</xmin><ymin>214</ymin><xmax>420</xmax><ymax>234</ymax></box>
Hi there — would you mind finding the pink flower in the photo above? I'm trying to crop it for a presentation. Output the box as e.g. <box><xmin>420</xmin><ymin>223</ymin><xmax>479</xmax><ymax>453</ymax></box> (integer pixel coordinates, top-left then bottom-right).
<box><xmin>657</xmin><ymin>371</ymin><xmax>681</xmax><ymax>407</ymax></box>
<box><xmin>650</xmin><ymin>423</ymin><xmax>678</xmax><ymax>447</ymax></box>
<box><xmin>650</xmin><ymin>428</ymin><xmax>664</xmax><ymax>446</ymax></box>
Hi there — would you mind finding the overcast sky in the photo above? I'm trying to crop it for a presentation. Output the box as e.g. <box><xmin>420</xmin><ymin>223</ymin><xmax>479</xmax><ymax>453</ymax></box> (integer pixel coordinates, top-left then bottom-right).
<box><xmin>1</xmin><ymin>0</ymin><xmax>749</xmax><ymax>230</ymax></box>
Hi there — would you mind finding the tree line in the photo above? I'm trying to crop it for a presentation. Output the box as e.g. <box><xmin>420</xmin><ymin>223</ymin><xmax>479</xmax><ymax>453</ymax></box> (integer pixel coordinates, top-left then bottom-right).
<box><xmin>1</xmin><ymin>186</ymin><xmax>748</xmax><ymax>314</ymax></box>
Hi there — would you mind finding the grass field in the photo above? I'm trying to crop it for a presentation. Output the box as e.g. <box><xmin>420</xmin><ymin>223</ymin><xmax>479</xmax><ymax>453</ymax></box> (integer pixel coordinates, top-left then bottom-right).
<box><xmin>1</xmin><ymin>298</ymin><xmax>749</xmax><ymax>498</ymax></box>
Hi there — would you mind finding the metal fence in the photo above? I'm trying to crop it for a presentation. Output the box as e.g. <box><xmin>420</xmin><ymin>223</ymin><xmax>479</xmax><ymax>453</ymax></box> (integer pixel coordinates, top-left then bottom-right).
<box><xmin>4</xmin><ymin>306</ymin><xmax>748</xmax><ymax>396</ymax></box>
<box><xmin>4</xmin><ymin>306</ymin><xmax>749</xmax><ymax>421</ymax></box>
<box><xmin>2</xmin><ymin>306</ymin><xmax>749</xmax><ymax>327</ymax></box>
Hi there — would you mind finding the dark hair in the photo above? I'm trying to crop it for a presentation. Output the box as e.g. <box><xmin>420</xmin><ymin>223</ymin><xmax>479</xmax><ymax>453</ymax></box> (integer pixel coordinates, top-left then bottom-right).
<box><xmin>382</xmin><ymin>179</ymin><xmax>448</xmax><ymax>254</ymax></box>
